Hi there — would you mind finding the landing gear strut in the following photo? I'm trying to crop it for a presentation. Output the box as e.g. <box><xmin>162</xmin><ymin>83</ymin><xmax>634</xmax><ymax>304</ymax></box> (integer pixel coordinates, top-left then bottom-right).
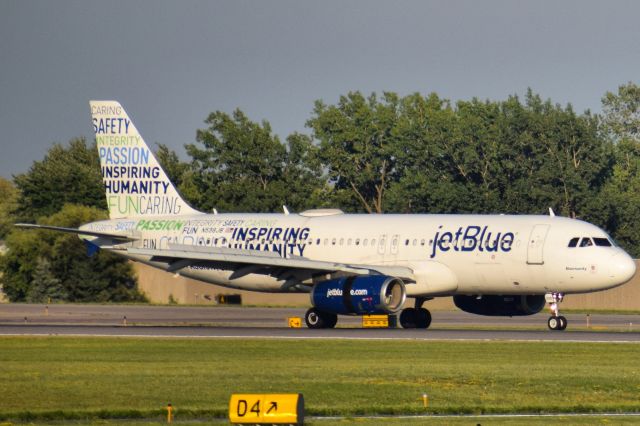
<box><xmin>305</xmin><ymin>308</ymin><xmax>337</xmax><ymax>329</ymax></box>
<box><xmin>399</xmin><ymin>297</ymin><xmax>432</xmax><ymax>329</ymax></box>
<box><xmin>546</xmin><ymin>292</ymin><xmax>567</xmax><ymax>331</ymax></box>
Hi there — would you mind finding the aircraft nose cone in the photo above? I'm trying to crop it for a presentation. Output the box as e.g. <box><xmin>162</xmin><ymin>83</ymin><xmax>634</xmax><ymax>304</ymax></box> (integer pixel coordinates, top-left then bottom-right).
<box><xmin>609</xmin><ymin>252</ymin><xmax>636</xmax><ymax>284</ymax></box>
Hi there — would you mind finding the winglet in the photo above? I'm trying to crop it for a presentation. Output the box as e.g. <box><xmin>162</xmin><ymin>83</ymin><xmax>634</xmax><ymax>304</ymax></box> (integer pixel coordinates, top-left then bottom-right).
<box><xmin>549</xmin><ymin>208</ymin><xmax>555</xmax><ymax>217</ymax></box>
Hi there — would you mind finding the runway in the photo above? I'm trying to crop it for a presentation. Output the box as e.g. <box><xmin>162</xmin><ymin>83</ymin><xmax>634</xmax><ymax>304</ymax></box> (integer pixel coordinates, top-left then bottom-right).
<box><xmin>1</xmin><ymin>303</ymin><xmax>639</xmax><ymax>342</ymax></box>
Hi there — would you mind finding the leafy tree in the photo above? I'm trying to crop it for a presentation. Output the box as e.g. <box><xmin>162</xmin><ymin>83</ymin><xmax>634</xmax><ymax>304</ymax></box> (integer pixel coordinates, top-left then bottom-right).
<box><xmin>0</xmin><ymin>178</ymin><xmax>18</xmax><ymax>239</ymax></box>
<box><xmin>26</xmin><ymin>257</ymin><xmax>67</xmax><ymax>303</ymax></box>
<box><xmin>155</xmin><ymin>143</ymin><xmax>190</xmax><ymax>188</ymax></box>
<box><xmin>185</xmin><ymin>109</ymin><xmax>325</xmax><ymax>213</ymax></box>
<box><xmin>1</xmin><ymin>204</ymin><xmax>145</xmax><ymax>302</ymax></box>
<box><xmin>601</xmin><ymin>82</ymin><xmax>640</xmax><ymax>142</ymax></box>
<box><xmin>13</xmin><ymin>138</ymin><xmax>105</xmax><ymax>222</ymax></box>
<box><xmin>596</xmin><ymin>82</ymin><xmax>640</xmax><ymax>256</ymax></box>
<box><xmin>598</xmin><ymin>139</ymin><xmax>640</xmax><ymax>256</ymax></box>
<box><xmin>310</xmin><ymin>90</ymin><xmax>611</xmax><ymax>218</ymax></box>
<box><xmin>308</xmin><ymin>92</ymin><xmax>403</xmax><ymax>213</ymax></box>
<box><xmin>494</xmin><ymin>92</ymin><xmax>612</xmax><ymax>218</ymax></box>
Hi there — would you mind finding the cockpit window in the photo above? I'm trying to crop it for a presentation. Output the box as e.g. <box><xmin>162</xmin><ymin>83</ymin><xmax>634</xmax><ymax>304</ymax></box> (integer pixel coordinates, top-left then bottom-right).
<box><xmin>593</xmin><ymin>237</ymin><xmax>612</xmax><ymax>247</ymax></box>
<box><xmin>568</xmin><ymin>237</ymin><xmax>579</xmax><ymax>248</ymax></box>
<box><xmin>579</xmin><ymin>237</ymin><xmax>593</xmax><ymax>247</ymax></box>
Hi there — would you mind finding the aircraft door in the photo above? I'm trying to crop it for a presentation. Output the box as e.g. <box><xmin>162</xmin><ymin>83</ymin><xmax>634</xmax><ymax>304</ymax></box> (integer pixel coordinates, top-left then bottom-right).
<box><xmin>527</xmin><ymin>224</ymin><xmax>550</xmax><ymax>265</ymax></box>
<box><xmin>390</xmin><ymin>234</ymin><xmax>400</xmax><ymax>256</ymax></box>
<box><xmin>378</xmin><ymin>234</ymin><xmax>387</xmax><ymax>256</ymax></box>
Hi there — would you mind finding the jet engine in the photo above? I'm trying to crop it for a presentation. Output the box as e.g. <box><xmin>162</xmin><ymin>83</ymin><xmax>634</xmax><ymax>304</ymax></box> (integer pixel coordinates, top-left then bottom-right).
<box><xmin>453</xmin><ymin>295</ymin><xmax>545</xmax><ymax>316</ymax></box>
<box><xmin>311</xmin><ymin>275</ymin><xmax>406</xmax><ymax>315</ymax></box>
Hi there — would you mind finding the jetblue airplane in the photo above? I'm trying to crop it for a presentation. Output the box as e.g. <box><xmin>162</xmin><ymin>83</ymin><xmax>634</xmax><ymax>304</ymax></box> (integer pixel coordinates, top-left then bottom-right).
<box><xmin>17</xmin><ymin>101</ymin><xmax>637</xmax><ymax>330</ymax></box>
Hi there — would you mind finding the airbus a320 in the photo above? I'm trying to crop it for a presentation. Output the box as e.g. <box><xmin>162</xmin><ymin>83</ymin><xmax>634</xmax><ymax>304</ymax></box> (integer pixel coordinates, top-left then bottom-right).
<box><xmin>17</xmin><ymin>101</ymin><xmax>636</xmax><ymax>331</ymax></box>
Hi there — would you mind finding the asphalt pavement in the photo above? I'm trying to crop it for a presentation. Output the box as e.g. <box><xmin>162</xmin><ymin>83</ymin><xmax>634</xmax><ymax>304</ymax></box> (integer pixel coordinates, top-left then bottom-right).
<box><xmin>1</xmin><ymin>303</ymin><xmax>638</xmax><ymax>342</ymax></box>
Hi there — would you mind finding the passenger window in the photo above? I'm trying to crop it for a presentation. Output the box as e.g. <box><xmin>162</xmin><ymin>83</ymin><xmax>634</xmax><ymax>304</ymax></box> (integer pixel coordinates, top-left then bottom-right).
<box><xmin>568</xmin><ymin>237</ymin><xmax>579</xmax><ymax>248</ymax></box>
<box><xmin>316</xmin><ymin>238</ymin><xmax>321</xmax><ymax>245</ymax></box>
<box><xmin>372</xmin><ymin>239</ymin><xmax>376</xmax><ymax>246</ymax></box>
<box><xmin>324</xmin><ymin>238</ymin><xmax>328</xmax><ymax>246</ymax></box>
<box><xmin>363</xmin><ymin>239</ymin><xmax>368</xmax><ymax>246</ymax></box>
<box><xmin>579</xmin><ymin>238</ymin><xmax>593</xmax><ymax>247</ymax></box>
<box><xmin>347</xmin><ymin>238</ymin><xmax>352</xmax><ymax>245</ymax></box>
<box><xmin>332</xmin><ymin>238</ymin><xmax>336</xmax><ymax>245</ymax></box>
<box><xmin>593</xmin><ymin>237</ymin><xmax>612</xmax><ymax>247</ymax></box>
<box><xmin>355</xmin><ymin>238</ymin><xmax>360</xmax><ymax>246</ymax></box>
<box><xmin>420</xmin><ymin>239</ymin><xmax>425</xmax><ymax>246</ymax></box>
<box><xmin>405</xmin><ymin>239</ymin><xmax>410</xmax><ymax>246</ymax></box>
<box><xmin>339</xmin><ymin>238</ymin><xmax>344</xmax><ymax>245</ymax></box>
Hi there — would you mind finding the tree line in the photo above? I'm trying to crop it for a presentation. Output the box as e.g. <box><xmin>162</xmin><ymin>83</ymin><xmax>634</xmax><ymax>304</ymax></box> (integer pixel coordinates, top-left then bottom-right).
<box><xmin>1</xmin><ymin>83</ymin><xmax>639</xmax><ymax>302</ymax></box>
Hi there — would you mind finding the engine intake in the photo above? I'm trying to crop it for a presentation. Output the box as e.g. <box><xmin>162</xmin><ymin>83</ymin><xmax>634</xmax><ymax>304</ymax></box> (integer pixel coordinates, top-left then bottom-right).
<box><xmin>453</xmin><ymin>295</ymin><xmax>545</xmax><ymax>316</ymax></box>
<box><xmin>311</xmin><ymin>276</ymin><xmax>406</xmax><ymax>315</ymax></box>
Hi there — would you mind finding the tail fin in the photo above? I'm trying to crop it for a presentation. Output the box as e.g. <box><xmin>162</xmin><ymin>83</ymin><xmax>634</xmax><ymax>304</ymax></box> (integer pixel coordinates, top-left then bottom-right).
<box><xmin>90</xmin><ymin>100</ymin><xmax>200</xmax><ymax>219</ymax></box>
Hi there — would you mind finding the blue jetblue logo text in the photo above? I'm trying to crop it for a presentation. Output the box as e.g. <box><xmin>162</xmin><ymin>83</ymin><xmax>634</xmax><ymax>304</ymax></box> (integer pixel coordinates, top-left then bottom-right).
<box><xmin>430</xmin><ymin>225</ymin><xmax>515</xmax><ymax>258</ymax></box>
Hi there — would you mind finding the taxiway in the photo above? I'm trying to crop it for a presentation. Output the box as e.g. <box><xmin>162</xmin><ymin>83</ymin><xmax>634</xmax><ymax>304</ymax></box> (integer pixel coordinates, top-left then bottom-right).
<box><xmin>0</xmin><ymin>304</ymin><xmax>638</xmax><ymax>342</ymax></box>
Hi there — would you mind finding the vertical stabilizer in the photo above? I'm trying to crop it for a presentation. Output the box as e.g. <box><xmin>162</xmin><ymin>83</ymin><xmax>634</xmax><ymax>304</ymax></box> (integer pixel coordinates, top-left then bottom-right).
<box><xmin>90</xmin><ymin>100</ymin><xmax>200</xmax><ymax>219</ymax></box>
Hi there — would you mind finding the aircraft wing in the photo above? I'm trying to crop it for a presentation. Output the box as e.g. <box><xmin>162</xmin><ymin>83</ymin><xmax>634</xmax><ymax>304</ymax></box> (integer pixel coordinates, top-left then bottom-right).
<box><xmin>127</xmin><ymin>243</ymin><xmax>415</xmax><ymax>285</ymax></box>
<box><xmin>14</xmin><ymin>223</ymin><xmax>137</xmax><ymax>242</ymax></box>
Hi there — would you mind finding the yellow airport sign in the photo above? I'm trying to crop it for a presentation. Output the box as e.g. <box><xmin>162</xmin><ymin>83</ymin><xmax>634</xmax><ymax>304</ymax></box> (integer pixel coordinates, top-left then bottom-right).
<box><xmin>229</xmin><ymin>393</ymin><xmax>304</xmax><ymax>425</ymax></box>
<box><xmin>362</xmin><ymin>314</ymin><xmax>389</xmax><ymax>328</ymax></box>
<box><xmin>288</xmin><ymin>317</ymin><xmax>302</xmax><ymax>328</ymax></box>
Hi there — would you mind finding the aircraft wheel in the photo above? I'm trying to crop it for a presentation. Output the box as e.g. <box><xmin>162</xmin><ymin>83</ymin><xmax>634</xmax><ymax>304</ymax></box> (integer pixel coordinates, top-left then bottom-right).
<box><xmin>415</xmin><ymin>308</ymin><xmax>432</xmax><ymax>329</ymax></box>
<box><xmin>324</xmin><ymin>312</ymin><xmax>338</xmax><ymax>328</ymax></box>
<box><xmin>558</xmin><ymin>315</ymin><xmax>567</xmax><ymax>331</ymax></box>
<box><xmin>305</xmin><ymin>308</ymin><xmax>337</xmax><ymax>329</ymax></box>
<box><xmin>305</xmin><ymin>308</ymin><xmax>325</xmax><ymax>329</ymax></box>
<box><xmin>400</xmin><ymin>307</ymin><xmax>417</xmax><ymax>328</ymax></box>
<box><xmin>548</xmin><ymin>316</ymin><xmax>560</xmax><ymax>330</ymax></box>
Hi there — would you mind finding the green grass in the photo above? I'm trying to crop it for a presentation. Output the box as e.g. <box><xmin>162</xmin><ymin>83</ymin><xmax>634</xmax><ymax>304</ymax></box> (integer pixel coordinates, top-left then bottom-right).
<box><xmin>3</xmin><ymin>415</ymin><xmax>640</xmax><ymax>425</ymax></box>
<box><xmin>0</xmin><ymin>337</ymin><xmax>639</xmax><ymax>422</ymax></box>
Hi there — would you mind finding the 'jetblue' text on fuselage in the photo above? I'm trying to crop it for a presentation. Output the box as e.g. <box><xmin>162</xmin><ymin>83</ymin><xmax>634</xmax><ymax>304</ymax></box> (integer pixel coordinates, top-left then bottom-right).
<box><xmin>430</xmin><ymin>225</ymin><xmax>515</xmax><ymax>258</ymax></box>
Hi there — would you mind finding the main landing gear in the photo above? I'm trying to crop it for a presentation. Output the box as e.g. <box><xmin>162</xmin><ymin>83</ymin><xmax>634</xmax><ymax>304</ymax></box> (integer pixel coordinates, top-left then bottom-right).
<box><xmin>305</xmin><ymin>307</ymin><xmax>338</xmax><ymax>329</ymax></box>
<box><xmin>546</xmin><ymin>292</ymin><xmax>567</xmax><ymax>331</ymax></box>
<box><xmin>399</xmin><ymin>297</ymin><xmax>432</xmax><ymax>329</ymax></box>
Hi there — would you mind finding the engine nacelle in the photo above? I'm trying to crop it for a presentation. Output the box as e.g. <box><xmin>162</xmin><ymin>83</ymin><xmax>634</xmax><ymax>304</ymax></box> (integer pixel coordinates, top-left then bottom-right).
<box><xmin>311</xmin><ymin>276</ymin><xmax>406</xmax><ymax>315</ymax></box>
<box><xmin>453</xmin><ymin>295</ymin><xmax>545</xmax><ymax>316</ymax></box>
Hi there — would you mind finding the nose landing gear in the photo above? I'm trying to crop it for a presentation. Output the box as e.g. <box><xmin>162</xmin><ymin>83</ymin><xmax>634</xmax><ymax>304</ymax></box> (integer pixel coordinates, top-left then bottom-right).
<box><xmin>546</xmin><ymin>292</ymin><xmax>567</xmax><ymax>331</ymax></box>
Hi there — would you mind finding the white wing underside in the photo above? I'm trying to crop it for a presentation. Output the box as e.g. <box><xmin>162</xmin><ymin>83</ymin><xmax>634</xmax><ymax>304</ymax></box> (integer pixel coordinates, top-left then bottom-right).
<box><xmin>128</xmin><ymin>244</ymin><xmax>415</xmax><ymax>283</ymax></box>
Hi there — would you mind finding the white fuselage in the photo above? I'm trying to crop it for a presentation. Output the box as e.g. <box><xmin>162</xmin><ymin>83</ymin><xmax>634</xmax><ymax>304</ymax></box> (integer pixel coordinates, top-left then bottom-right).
<box><xmin>81</xmin><ymin>211</ymin><xmax>636</xmax><ymax>298</ymax></box>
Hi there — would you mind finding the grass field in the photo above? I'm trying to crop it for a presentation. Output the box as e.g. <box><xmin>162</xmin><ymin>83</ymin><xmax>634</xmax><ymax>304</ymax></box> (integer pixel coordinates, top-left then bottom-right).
<box><xmin>0</xmin><ymin>337</ymin><xmax>639</xmax><ymax>423</ymax></box>
<box><xmin>3</xmin><ymin>415</ymin><xmax>640</xmax><ymax>425</ymax></box>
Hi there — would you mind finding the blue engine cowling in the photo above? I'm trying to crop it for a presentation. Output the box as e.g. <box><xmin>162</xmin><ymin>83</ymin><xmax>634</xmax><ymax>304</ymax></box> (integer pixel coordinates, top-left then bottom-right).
<box><xmin>310</xmin><ymin>276</ymin><xmax>406</xmax><ymax>315</ymax></box>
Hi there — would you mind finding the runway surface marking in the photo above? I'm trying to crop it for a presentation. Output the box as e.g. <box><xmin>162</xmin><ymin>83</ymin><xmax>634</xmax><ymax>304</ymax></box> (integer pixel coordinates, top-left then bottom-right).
<box><xmin>1</xmin><ymin>329</ymin><xmax>639</xmax><ymax>343</ymax></box>
<box><xmin>2</xmin><ymin>305</ymin><xmax>639</xmax><ymax>342</ymax></box>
